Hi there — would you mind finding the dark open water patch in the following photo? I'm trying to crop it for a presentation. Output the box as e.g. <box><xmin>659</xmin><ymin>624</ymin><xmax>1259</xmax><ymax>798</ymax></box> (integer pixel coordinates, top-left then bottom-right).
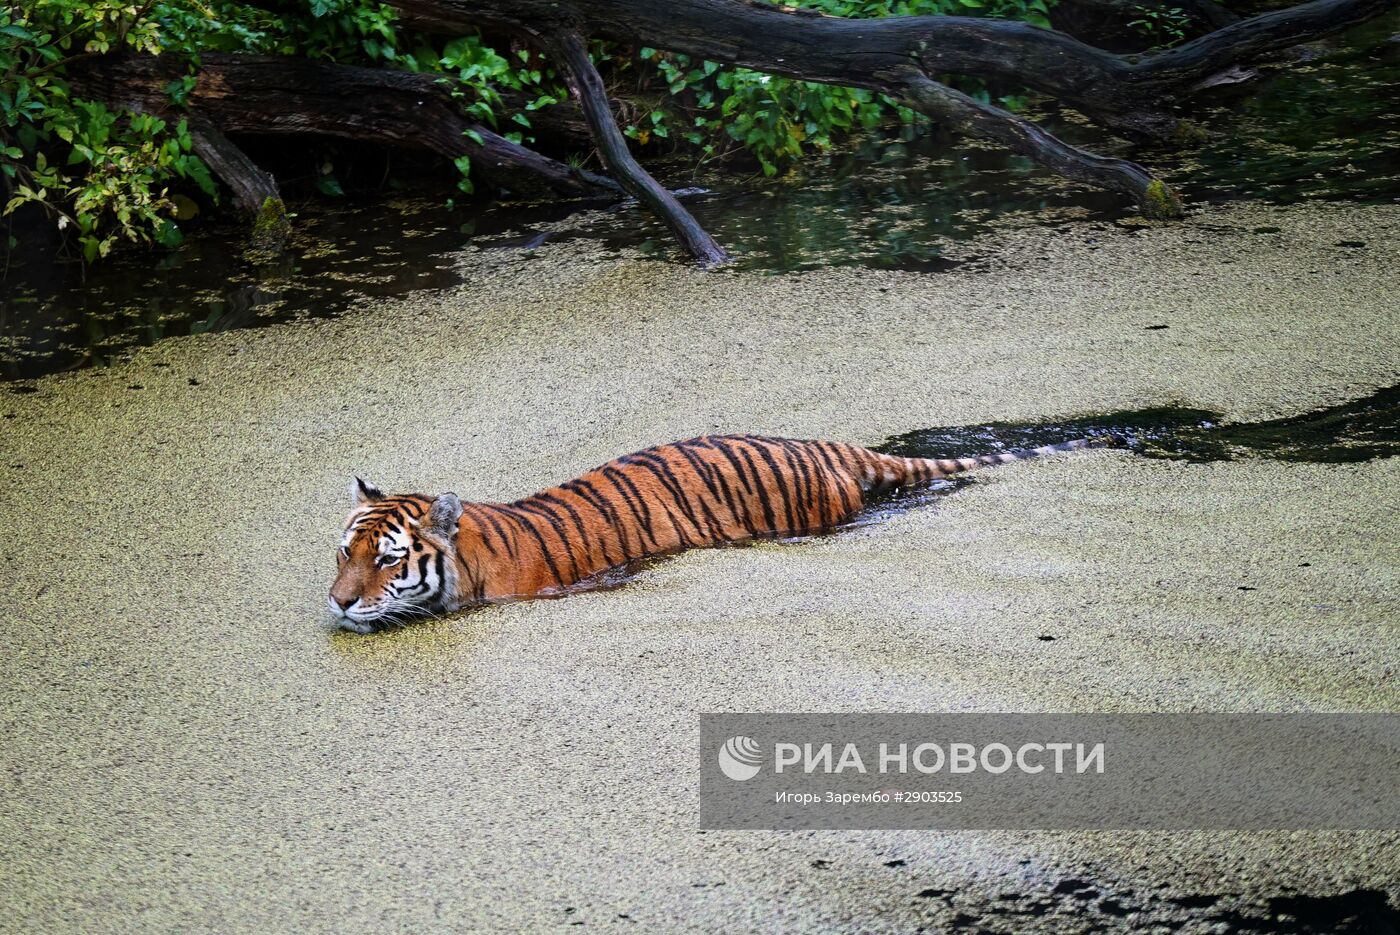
<box><xmin>0</xmin><ymin>196</ymin><xmax>602</xmax><ymax>382</ymax></box>
<box><xmin>1209</xmin><ymin>889</ymin><xmax>1400</xmax><ymax>934</ymax></box>
<box><xmin>918</xmin><ymin>876</ymin><xmax>1400</xmax><ymax>934</ymax></box>
<box><xmin>609</xmin><ymin>134</ymin><xmax>1124</xmax><ymax>273</ymax></box>
<box><xmin>846</xmin><ymin>384</ymin><xmax>1399</xmax><ymax>531</ymax></box>
<box><xmin>877</xmin><ymin>384</ymin><xmax>1400</xmax><ymax>466</ymax></box>
<box><xmin>1167</xmin><ymin>14</ymin><xmax>1400</xmax><ymax>207</ymax></box>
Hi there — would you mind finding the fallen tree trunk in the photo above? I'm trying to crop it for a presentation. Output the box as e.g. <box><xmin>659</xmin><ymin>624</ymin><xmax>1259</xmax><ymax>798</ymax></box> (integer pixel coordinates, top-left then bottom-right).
<box><xmin>899</xmin><ymin>75</ymin><xmax>1182</xmax><ymax>216</ymax></box>
<box><xmin>183</xmin><ymin>117</ymin><xmax>291</xmax><ymax>254</ymax></box>
<box><xmin>380</xmin><ymin>0</ymin><xmax>1395</xmax><ymax>259</ymax></box>
<box><xmin>393</xmin><ymin>0</ymin><xmax>1395</xmax><ymax>131</ymax></box>
<box><xmin>68</xmin><ymin>53</ymin><xmax>620</xmax><ymax>201</ymax></box>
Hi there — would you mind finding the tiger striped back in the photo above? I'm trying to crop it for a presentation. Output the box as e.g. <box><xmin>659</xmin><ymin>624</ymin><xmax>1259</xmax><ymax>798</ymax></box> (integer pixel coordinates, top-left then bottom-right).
<box><xmin>329</xmin><ymin>434</ymin><xmax>1093</xmax><ymax>632</ymax></box>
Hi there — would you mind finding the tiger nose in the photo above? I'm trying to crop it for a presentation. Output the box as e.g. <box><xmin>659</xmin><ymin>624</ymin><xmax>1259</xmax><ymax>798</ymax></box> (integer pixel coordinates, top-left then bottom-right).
<box><xmin>333</xmin><ymin>594</ymin><xmax>357</xmax><ymax>611</ymax></box>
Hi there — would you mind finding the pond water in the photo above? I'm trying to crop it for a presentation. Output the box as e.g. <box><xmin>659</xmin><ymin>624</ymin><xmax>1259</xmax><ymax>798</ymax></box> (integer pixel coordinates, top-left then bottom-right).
<box><xmin>2</xmin><ymin>13</ymin><xmax>1397</xmax><ymax>382</ymax></box>
<box><xmin>5</xmin><ymin>190</ymin><xmax>1397</xmax><ymax>931</ymax></box>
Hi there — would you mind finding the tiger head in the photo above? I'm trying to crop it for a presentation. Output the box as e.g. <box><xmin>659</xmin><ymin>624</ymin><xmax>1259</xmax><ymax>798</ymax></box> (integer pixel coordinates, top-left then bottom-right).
<box><xmin>328</xmin><ymin>477</ymin><xmax>463</xmax><ymax>633</ymax></box>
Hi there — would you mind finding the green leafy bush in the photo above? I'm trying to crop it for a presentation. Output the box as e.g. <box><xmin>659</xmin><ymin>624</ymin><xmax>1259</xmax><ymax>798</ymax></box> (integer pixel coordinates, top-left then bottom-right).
<box><xmin>1125</xmin><ymin>4</ymin><xmax>1192</xmax><ymax>48</ymax></box>
<box><xmin>624</xmin><ymin>0</ymin><xmax>1052</xmax><ymax>179</ymax></box>
<box><xmin>2</xmin><ymin>0</ymin><xmax>231</xmax><ymax>260</ymax></box>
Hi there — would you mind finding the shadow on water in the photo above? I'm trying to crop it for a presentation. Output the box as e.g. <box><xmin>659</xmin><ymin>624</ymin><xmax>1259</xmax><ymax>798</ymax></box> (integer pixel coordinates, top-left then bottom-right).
<box><xmin>3</xmin><ymin>14</ymin><xmax>1399</xmax><ymax>381</ymax></box>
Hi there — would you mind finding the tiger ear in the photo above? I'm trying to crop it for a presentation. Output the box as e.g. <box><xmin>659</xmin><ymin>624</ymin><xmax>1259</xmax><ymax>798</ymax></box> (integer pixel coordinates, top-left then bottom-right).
<box><xmin>352</xmin><ymin>476</ymin><xmax>384</xmax><ymax>507</ymax></box>
<box><xmin>428</xmin><ymin>492</ymin><xmax>463</xmax><ymax>538</ymax></box>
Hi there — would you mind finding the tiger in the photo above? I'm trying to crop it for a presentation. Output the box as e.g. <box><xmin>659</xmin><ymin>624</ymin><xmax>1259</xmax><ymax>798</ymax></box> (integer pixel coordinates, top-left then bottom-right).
<box><xmin>329</xmin><ymin>434</ymin><xmax>1094</xmax><ymax>633</ymax></box>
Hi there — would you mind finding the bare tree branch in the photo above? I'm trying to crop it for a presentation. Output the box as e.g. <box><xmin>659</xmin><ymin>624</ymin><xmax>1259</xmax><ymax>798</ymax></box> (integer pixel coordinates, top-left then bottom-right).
<box><xmin>541</xmin><ymin>29</ymin><xmax>729</xmax><ymax>265</ymax></box>
<box><xmin>184</xmin><ymin>117</ymin><xmax>281</xmax><ymax>216</ymax></box>
<box><xmin>898</xmin><ymin>75</ymin><xmax>1181</xmax><ymax>218</ymax></box>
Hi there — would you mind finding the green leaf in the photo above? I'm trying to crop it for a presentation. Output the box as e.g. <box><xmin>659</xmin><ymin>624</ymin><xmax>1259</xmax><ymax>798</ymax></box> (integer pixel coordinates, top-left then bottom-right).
<box><xmin>183</xmin><ymin>156</ymin><xmax>217</xmax><ymax>198</ymax></box>
<box><xmin>154</xmin><ymin>219</ymin><xmax>184</xmax><ymax>248</ymax></box>
<box><xmin>315</xmin><ymin>174</ymin><xmax>344</xmax><ymax>196</ymax></box>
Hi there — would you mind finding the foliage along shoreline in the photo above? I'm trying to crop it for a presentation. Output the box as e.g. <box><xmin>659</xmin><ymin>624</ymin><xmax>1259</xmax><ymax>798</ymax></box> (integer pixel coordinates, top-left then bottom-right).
<box><xmin>1</xmin><ymin>0</ymin><xmax>1061</xmax><ymax>265</ymax></box>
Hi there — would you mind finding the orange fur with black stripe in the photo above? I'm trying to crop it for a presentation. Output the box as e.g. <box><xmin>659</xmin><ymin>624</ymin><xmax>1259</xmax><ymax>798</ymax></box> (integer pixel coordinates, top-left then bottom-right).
<box><xmin>329</xmin><ymin>434</ymin><xmax>1090</xmax><ymax>632</ymax></box>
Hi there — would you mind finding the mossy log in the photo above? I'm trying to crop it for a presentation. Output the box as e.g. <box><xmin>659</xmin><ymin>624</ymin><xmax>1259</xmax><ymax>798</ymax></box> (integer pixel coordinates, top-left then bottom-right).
<box><xmin>249</xmin><ymin>195</ymin><xmax>292</xmax><ymax>258</ymax></box>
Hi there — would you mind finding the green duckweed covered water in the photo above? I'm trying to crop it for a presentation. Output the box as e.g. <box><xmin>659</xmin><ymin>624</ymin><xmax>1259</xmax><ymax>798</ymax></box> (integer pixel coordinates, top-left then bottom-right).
<box><xmin>1</xmin><ymin>199</ymin><xmax>1397</xmax><ymax>932</ymax></box>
